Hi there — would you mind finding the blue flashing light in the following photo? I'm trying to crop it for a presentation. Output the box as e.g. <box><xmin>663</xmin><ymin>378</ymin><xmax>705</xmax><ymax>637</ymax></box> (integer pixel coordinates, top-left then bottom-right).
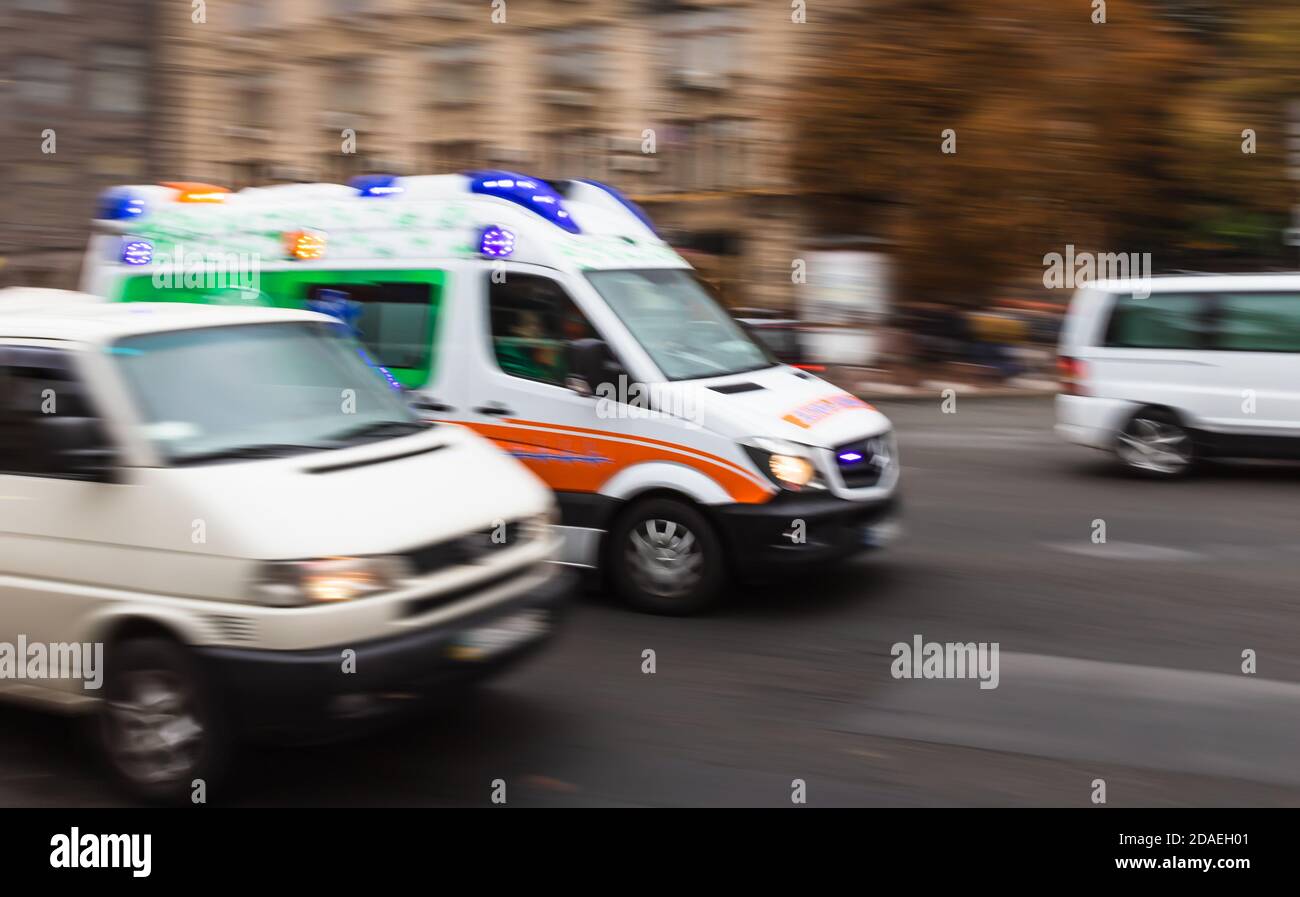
<box><xmin>308</xmin><ymin>289</ymin><xmax>363</xmax><ymax>335</ymax></box>
<box><xmin>838</xmin><ymin>451</ymin><xmax>864</xmax><ymax>464</ymax></box>
<box><xmin>121</xmin><ymin>239</ymin><xmax>153</xmax><ymax>266</ymax></box>
<box><xmin>466</xmin><ymin>170</ymin><xmax>580</xmax><ymax>234</ymax></box>
<box><xmin>478</xmin><ymin>225</ymin><xmax>516</xmax><ymax>258</ymax></box>
<box><xmin>350</xmin><ymin>174</ymin><xmax>404</xmax><ymax>197</ymax></box>
<box><xmin>97</xmin><ymin>188</ymin><xmax>146</xmax><ymax>221</ymax></box>
<box><xmin>577</xmin><ymin>179</ymin><xmax>658</xmax><ymax>236</ymax></box>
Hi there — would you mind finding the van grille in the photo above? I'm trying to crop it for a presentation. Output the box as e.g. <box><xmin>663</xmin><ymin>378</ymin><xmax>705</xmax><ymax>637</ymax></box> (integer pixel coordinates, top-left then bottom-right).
<box><xmin>404</xmin><ymin>565</ymin><xmax>536</xmax><ymax>618</ymax></box>
<box><xmin>403</xmin><ymin>521</ymin><xmax>525</xmax><ymax>575</ymax></box>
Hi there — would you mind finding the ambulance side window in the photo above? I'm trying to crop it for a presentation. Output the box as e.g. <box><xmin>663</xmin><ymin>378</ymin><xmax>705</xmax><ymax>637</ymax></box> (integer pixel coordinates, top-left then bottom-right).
<box><xmin>487</xmin><ymin>274</ymin><xmax>597</xmax><ymax>387</ymax></box>
<box><xmin>303</xmin><ymin>282</ymin><xmax>434</xmax><ymax>372</ymax></box>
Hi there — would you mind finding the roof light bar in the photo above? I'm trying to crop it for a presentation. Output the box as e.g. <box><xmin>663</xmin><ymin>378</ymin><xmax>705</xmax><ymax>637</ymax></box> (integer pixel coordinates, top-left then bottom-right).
<box><xmin>466</xmin><ymin>170</ymin><xmax>580</xmax><ymax>234</ymax></box>
<box><xmin>350</xmin><ymin>174</ymin><xmax>404</xmax><ymax>197</ymax></box>
<box><xmin>576</xmin><ymin>179</ymin><xmax>659</xmax><ymax>236</ymax></box>
<box><xmin>96</xmin><ymin>188</ymin><xmax>147</xmax><ymax>221</ymax></box>
<box><xmin>162</xmin><ymin>182</ymin><xmax>230</xmax><ymax>204</ymax></box>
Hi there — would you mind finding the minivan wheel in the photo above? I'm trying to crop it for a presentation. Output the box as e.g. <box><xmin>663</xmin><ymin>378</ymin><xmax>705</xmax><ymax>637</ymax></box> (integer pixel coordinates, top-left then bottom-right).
<box><xmin>99</xmin><ymin>637</ymin><xmax>228</xmax><ymax>804</ymax></box>
<box><xmin>1115</xmin><ymin>409</ymin><xmax>1194</xmax><ymax>478</ymax></box>
<box><xmin>609</xmin><ymin>497</ymin><xmax>724</xmax><ymax>615</ymax></box>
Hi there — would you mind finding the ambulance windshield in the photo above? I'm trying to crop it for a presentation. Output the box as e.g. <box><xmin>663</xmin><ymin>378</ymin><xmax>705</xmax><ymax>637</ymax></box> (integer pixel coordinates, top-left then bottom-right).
<box><xmin>585</xmin><ymin>269</ymin><xmax>775</xmax><ymax>381</ymax></box>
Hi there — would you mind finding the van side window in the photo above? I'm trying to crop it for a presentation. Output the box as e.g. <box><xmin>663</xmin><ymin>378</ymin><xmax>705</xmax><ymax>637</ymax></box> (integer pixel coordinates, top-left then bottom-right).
<box><xmin>487</xmin><ymin>274</ymin><xmax>598</xmax><ymax>386</ymax></box>
<box><xmin>1214</xmin><ymin>293</ymin><xmax>1300</xmax><ymax>352</ymax></box>
<box><xmin>1104</xmin><ymin>294</ymin><xmax>1209</xmax><ymax>350</ymax></box>
<box><xmin>0</xmin><ymin>346</ymin><xmax>103</xmax><ymax>478</ymax></box>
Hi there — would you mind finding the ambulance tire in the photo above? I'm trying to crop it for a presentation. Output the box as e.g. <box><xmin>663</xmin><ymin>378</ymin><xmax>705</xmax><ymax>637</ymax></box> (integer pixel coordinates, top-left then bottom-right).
<box><xmin>609</xmin><ymin>497</ymin><xmax>725</xmax><ymax>616</ymax></box>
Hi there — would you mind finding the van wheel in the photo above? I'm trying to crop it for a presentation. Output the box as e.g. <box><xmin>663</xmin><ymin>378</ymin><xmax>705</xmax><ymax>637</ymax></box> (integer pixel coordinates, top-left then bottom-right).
<box><xmin>1115</xmin><ymin>408</ymin><xmax>1194</xmax><ymax>478</ymax></box>
<box><xmin>609</xmin><ymin>497</ymin><xmax>724</xmax><ymax>615</ymax></box>
<box><xmin>99</xmin><ymin>637</ymin><xmax>228</xmax><ymax>804</ymax></box>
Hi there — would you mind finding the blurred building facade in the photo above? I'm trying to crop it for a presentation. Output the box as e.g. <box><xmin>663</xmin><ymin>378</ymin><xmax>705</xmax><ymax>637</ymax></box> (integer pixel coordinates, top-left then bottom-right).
<box><xmin>4</xmin><ymin>0</ymin><xmax>840</xmax><ymax>307</ymax></box>
<box><xmin>0</xmin><ymin>0</ymin><xmax>164</xmax><ymax>287</ymax></box>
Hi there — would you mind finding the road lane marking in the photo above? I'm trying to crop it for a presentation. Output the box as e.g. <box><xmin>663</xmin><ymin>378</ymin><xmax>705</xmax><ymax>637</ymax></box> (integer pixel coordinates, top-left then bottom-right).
<box><xmin>1042</xmin><ymin>541</ymin><xmax>1204</xmax><ymax>561</ymax></box>
<box><xmin>849</xmin><ymin>652</ymin><xmax>1300</xmax><ymax>786</ymax></box>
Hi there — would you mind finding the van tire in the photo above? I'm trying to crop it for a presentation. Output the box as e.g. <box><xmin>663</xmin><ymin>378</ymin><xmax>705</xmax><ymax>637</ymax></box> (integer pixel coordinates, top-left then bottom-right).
<box><xmin>1115</xmin><ymin>407</ymin><xmax>1195</xmax><ymax>479</ymax></box>
<box><xmin>98</xmin><ymin>637</ymin><xmax>229</xmax><ymax>805</ymax></box>
<box><xmin>608</xmin><ymin>497</ymin><xmax>724</xmax><ymax>615</ymax></box>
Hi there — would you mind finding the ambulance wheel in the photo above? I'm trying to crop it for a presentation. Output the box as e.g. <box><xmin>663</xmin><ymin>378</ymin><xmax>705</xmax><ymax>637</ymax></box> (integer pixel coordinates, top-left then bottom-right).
<box><xmin>609</xmin><ymin>497</ymin><xmax>724</xmax><ymax>615</ymax></box>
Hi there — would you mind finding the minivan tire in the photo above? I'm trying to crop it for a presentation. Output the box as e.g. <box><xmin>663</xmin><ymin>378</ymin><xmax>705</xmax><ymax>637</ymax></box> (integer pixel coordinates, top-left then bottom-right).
<box><xmin>1115</xmin><ymin>407</ymin><xmax>1195</xmax><ymax>479</ymax></box>
<box><xmin>98</xmin><ymin>637</ymin><xmax>229</xmax><ymax>805</ymax></box>
<box><xmin>608</xmin><ymin>497</ymin><xmax>725</xmax><ymax>615</ymax></box>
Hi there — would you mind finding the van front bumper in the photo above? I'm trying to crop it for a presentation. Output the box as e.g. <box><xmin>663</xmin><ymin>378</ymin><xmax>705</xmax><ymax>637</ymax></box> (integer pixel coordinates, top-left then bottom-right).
<box><xmin>713</xmin><ymin>492</ymin><xmax>900</xmax><ymax>572</ymax></box>
<box><xmin>196</xmin><ymin>566</ymin><xmax>574</xmax><ymax>741</ymax></box>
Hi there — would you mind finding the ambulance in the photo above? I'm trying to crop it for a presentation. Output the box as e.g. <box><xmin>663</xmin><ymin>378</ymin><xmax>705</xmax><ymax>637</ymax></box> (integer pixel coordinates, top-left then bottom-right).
<box><xmin>81</xmin><ymin>172</ymin><xmax>901</xmax><ymax>614</ymax></box>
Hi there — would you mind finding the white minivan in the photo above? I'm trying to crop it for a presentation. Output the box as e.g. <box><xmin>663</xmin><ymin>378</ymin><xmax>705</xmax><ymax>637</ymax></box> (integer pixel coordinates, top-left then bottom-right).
<box><xmin>81</xmin><ymin>172</ymin><xmax>901</xmax><ymax>615</ymax></box>
<box><xmin>1057</xmin><ymin>275</ymin><xmax>1300</xmax><ymax>476</ymax></box>
<box><xmin>0</xmin><ymin>290</ymin><xmax>569</xmax><ymax>801</ymax></box>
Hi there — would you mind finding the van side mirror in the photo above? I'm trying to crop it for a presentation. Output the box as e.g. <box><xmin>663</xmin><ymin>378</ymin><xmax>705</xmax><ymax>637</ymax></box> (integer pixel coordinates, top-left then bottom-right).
<box><xmin>40</xmin><ymin>415</ymin><xmax>118</xmax><ymax>483</ymax></box>
<box><xmin>565</xmin><ymin>338</ymin><xmax>622</xmax><ymax>397</ymax></box>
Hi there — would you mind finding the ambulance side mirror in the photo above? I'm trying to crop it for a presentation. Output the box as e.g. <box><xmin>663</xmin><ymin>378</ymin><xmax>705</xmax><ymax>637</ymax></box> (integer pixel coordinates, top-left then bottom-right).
<box><xmin>566</xmin><ymin>338</ymin><xmax>622</xmax><ymax>397</ymax></box>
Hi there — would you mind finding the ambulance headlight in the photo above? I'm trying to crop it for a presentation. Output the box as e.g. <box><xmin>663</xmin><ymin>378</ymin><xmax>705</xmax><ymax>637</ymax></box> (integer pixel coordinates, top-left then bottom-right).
<box><xmin>742</xmin><ymin>437</ymin><xmax>825</xmax><ymax>492</ymax></box>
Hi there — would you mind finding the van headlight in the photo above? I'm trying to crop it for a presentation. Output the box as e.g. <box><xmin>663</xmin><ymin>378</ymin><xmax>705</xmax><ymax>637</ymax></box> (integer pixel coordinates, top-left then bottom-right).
<box><xmin>742</xmin><ymin>437</ymin><xmax>825</xmax><ymax>492</ymax></box>
<box><xmin>524</xmin><ymin>505</ymin><xmax>560</xmax><ymax>542</ymax></box>
<box><xmin>253</xmin><ymin>556</ymin><xmax>409</xmax><ymax>607</ymax></box>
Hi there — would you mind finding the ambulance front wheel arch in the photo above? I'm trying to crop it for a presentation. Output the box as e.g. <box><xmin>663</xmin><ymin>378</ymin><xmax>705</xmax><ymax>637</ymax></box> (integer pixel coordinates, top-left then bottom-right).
<box><xmin>605</xmin><ymin>492</ymin><xmax>726</xmax><ymax>616</ymax></box>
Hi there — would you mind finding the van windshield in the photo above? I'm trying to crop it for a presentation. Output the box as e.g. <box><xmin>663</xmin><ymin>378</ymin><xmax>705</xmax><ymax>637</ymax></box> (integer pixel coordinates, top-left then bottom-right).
<box><xmin>585</xmin><ymin>269</ymin><xmax>775</xmax><ymax>381</ymax></box>
<box><xmin>110</xmin><ymin>322</ymin><xmax>427</xmax><ymax>465</ymax></box>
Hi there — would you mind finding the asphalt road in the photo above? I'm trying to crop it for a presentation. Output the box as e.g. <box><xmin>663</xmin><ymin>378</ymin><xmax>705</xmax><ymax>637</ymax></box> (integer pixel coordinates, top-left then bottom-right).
<box><xmin>4</xmin><ymin>396</ymin><xmax>1299</xmax><ymax>807</ymax></box>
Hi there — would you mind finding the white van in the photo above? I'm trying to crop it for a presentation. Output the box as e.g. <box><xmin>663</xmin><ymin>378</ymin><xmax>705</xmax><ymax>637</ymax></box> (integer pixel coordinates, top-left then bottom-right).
<box><xmin>0</xmin><ymin>290</ymin><xmax>568</xmax><ymax>801</ymax></box>
<box><xmin>81</xmin><ymin>172</ymin><xmax>901</xmax><ymax>614</ymax></box>
<box><xmin>1057</xmin><ymin>275</ymin><xmax>1300</xmax><ymax>476</ymax></box>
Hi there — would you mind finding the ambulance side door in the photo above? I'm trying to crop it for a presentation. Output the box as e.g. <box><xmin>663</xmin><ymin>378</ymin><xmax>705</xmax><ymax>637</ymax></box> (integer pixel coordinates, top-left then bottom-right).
<box><xmin>452</xmin><ymin>266</ymin><xmax>628</xmax><ymax>492</ymax></box>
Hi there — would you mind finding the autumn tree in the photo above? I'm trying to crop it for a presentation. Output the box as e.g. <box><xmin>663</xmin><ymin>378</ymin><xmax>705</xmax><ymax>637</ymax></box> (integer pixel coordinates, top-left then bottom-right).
<box><xmin>791</xmin><ymin>0</ymin><xmax>1204</xmax><ymax>307</ymax></box>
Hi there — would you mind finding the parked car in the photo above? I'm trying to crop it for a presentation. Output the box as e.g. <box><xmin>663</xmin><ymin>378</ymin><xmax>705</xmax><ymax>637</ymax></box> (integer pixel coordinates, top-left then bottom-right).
<box><xmin>1057</xmin><ymin>275</ymin><xmax>1300</xmax><ymax>476</ymax></box>
<box><xmin>0</xmin><ymin>290</ymin><xmax>570</xmax><ymax>801</ymax></box>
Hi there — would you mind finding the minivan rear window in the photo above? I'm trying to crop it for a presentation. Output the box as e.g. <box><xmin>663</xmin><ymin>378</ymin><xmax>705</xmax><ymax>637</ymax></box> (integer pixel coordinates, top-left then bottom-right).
<box><xmin>1104</xmin><ymin>293</ymin><xmax>1209</xmax><ymax>350</ymax></box>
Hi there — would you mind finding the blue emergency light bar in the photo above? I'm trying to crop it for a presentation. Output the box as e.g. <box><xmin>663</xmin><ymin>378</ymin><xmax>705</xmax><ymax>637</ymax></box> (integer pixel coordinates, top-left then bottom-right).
<box><xmin>466</xmin><ymin>170</ymin><xmax>581</xmax><ymax>234</ymax></box>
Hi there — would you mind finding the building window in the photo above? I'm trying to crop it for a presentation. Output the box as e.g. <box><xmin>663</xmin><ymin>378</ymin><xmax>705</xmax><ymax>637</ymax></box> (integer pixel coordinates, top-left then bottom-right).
<box><xmin>235</xmin><ymin>0</ymin><xmax>276</xmax><ymax>30</ymax></box>
<box><xmin>332</xmin><ymin>59</ymin><xmax>370</xmax><ymax>116</ymax></box>
<box><xmin>235</xmin><ymin>71</ymin><xmax>273</xmax><ymax>130</ymax></box>
<box><xmin>541</xmin><ymin>28</ymin><xmax>609</xmax><ymax>90</ymax></box>
<box><xmin>543</xmin><ymin>130</ymin><xmax>608</xmax><ymax>182</ymax></box>
<box><xmin>15</xmin><ymin>0</ymin><xmax>72</xmax><ymax>12</ymax></box>
<box><xmin>427</xmin><ymin>45</ymin><xmax>479</xmax><ymax>106</ymax></box>
<box><xmin>668</xmin><ymin>118</ymin><xmax>754</xmax><ymax>191</ymax></box>
<box><xmin>425</xmin><ymin>140</ymin><xmax>482</xmax><ymax>173</ymax></box>
<box><xmin>14</xmin><ymin>57</ymin><xmax>72</xmax><ymax>107</ymax></box>
<box><xmin>90</xmin><ymin>47</ymin><xmax>147</xmax><ymax>114</ymax></box>
<box><xmin>662</xmin><ymin>8</ymin><xmax>745</xmax><ymax>88</ymax></box>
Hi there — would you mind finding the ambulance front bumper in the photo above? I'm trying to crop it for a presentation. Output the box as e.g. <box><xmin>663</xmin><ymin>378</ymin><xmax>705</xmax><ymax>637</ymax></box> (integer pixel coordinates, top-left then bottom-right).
<box><xmin>713</xmin><ymin>492</ymin><xmax>900</xmax><ymax>570</ymax></box>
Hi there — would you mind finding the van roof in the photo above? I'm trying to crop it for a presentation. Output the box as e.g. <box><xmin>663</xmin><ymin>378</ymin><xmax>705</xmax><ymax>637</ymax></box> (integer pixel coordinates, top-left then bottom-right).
<box><xmin>89</xmin><ymin>172</ymin><xmax>689</xmax><ymax>276</ymax></box>
<box><xmin>1086</xmin><ymin>273</ymin><xmax>1300</xmax><ymax>294</ymax></box>
<box><xmin>0</xmin><ymin>289</ymin><xmax>330</xmax><ymax>342</ymax></box>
